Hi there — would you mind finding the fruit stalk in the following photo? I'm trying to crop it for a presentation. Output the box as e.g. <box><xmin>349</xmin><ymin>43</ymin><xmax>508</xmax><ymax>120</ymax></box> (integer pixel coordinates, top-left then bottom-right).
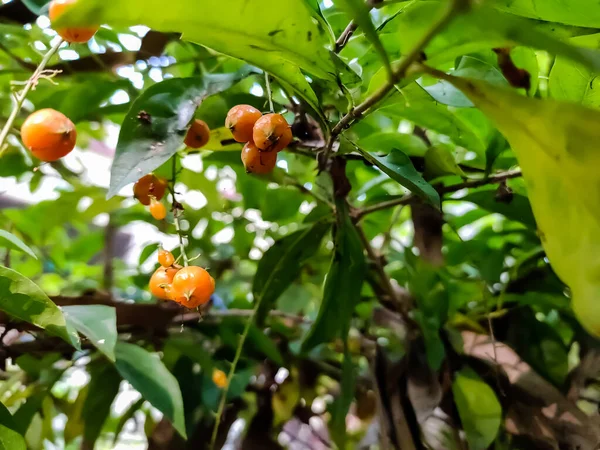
<box><xmin>264</xmin><ymin>72</ymin><xmax>274</xmax><ymax>113</ymax></box>
<box><xmin>0</xmin><ymin>38</ymin><xmax>64</xmax><ymax>156</ymax></box>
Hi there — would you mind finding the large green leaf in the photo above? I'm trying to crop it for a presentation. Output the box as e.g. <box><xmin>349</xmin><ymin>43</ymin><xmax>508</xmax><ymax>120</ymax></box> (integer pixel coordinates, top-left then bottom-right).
<box><xmin>0</xmin><ymin>231</ymin><xmax>36</xmax><ymax>259</ymax></box>
<box><xmin>302</xmin><ymin>202</ymin><xmax>366</xmax><ymax>351</ymax></box>
<box><xmin>63</xmin><ymin>305</ymin><xmax>117</xmax><ymax>362</ymax></box>
<box><xmin>459</xmin><ymin>190</ymin><xmax>536</xmax><ymax>228</ymax></box>
<box><xmin>0</xmin><ymin>402</ymin><xmax>26</xmax><ymax>450</ymax></box>
<box><xmin>549</xmin><ymin>34</ymin><xmax>600</xmax><ymax>108</ymax></box>
<box><xmin>114</xmin><ymin>342</ymin><xmax>186</xmax><ymax>438</ymax></box>
<box><xmin>253</xmin><ymin>221</ymin><xmax>331</xmax><ymax>324</ymax></box>
<box><xmin>380</xmin><ymin>83</ymin><xmax>486</xmax><ymax>154</ymax></box>
<box><xmin>441</xmin><ymin>75</ymin><xmax>600</xmax><ymax>336</ymax></box>
<box><xmin>489</xmin><ymin>0</ymin><xmax>600</xmax><ymax>27</ymax></box>
<box><xmin>57</xmin><ymin>0</ymin><xmax>348</xmax><ymax>115</ymax></box>
<box><xmin>351</xmin><ymin>143</ymin><xmax>440</xmax><ymax>207</ymax></box>
<box><xmin>82</xmin><ymin>363</ymin><xmax>122</xmax><ymax>446</ymax></box>
<box><xmin>374</xmin><ymin>1</ymin><xmax>600</xmax><ymax>71</ymax></box>
<box><xmin>452</xmin><ymin>368</ymin><xmax>501</xmax><ymax>450</ymax></box>
<box><xmin>422</xmin><ymin>56</ymin><xmax>508</xmax><ymax>107</ymax></box>
<box><xmin>107</xmin><ymin>68</ymin><xmax>255</xmax><ymax>198</ymax></box>
<box><xmin>0</xmin><ymin>267</ymin><xmax>78</xmax><ymax>347</ymax></box>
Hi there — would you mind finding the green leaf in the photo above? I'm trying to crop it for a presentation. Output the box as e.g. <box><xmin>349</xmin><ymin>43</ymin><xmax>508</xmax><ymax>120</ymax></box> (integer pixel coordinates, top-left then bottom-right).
<box><xmin>0</xmin><ymin>266</ymin><xmax>78</xmax><ymax>347</ymax></box>
<box><xmin>82</xmin><ymin>363</ymin><xmax>121</xmax><ymax>446</ymax></box>
<box><xmin>358</xmin><ymin>132</ymin><xmax>428</xmax><ymax>157</ymax></box>
<box><xmin>57</xmin><ymin>0</ymin><xmax>346</xmax><ymax>116</ymax></box>
<box><xmin>452</xmin><ymin>368</ymin><xmax>501</xmax><ymax>450</ymax></box>
<box><xmin>489</xmin><ymin>0</ymin><xmax>600</xmax><ymax>27</ymax></box>
<box><xmin>19</xmin><ymin>0</ymin><xmax>49</xmax><ymax>15</ymax></box>
<box><xmin>115</xmin><ymin>342</ymin><xmax>186</xmax><ymax>438</ymax></box>
<box><xmin>337</xmin><ymin>0</ymin><xmax>391</xmax><ymax>78</ymax></box>
<box><xmin>0</xmin><ymin>231</ymin><xmax>36</xmax><ymax>259</ymax></box>
<box><xmin>352</xmin><ymin>143</ymin><xmax>440</xmax><ymax>207</ymax></box>
<box><xmin>62</xmin><ymin>305</ymin><xmax>117</xmax><ymax>362</ymax></box>
<box><xmin>302</xmin><ymin>202</ymin><xmax>366</xmax><ymax>351</ymax></box>
<box><xmin>0</xmin><ymin>402</ymin><xmax>26</xmax><ymax>450</ymax></box>
<box><xmin>440</xmin><ymin>75</ymin><xmax>600</xmax><ymax>335</ymax></box>
<box><xmin>459</xmin><ymin>190</ymin><xmax>536</xmax><ymax>228</ymax></box>
<box><xmin>107</xmin><ymin>67</ymin><xmax>256</xmax><ymax>199</ymax></box>
<box><xmin>421</xmin><ymin>56</ymin><xmax>507</xmax><ymax>107</ymax></box>
<box><xmin>424</xmin><ymin>145</ymin><xmax>466</xmax><ymax>180</ymax></box>
<box><xmin>253</xmin><ymin>221</ymin><xmax>331</xmax><ymax>324</ymax></box>
<box><xmin>549</xmin><ymin>34</ymin><xmax>600</xmax><ymax>108</ymax></box>
<box><xmin>380</xmin><ymin>83</ymin><xmax>486</xmax><ymax>154</ymax></box>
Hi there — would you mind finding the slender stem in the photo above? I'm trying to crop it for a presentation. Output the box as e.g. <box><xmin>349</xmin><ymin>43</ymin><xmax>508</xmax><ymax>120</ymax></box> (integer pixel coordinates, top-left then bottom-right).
<box><xmin>171</xmin><ymin>157</ymin><xmax>189</xmax><ymax>266</ymax></box>
<box><xmin>265</xmin><ymin>72</ymin><xmax>274</xmax><ymax>113</ymax></box>
<box><xmin>209</xmin><ymin>296</ymin><xmax>263</xmax><ymax>449</ymax></box>
<box><xmin>334</xmin><ymin>0</ymin><xmax>384</xmax><ymax>53</ymax></box>
<box><xmin>356</xmin><ymin>169</ymin><xmax>523</xmax><ymax>219</ymax></box>
<box><xmin>0</xmin><ymin>38</ymin><xmax>63</xmax><ymax>155</ymax></box>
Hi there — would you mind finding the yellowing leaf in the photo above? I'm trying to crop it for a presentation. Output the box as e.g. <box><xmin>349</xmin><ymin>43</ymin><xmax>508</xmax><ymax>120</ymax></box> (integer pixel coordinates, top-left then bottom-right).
<box><xmin>441</xmin><ymin>74</ymin><xmax>600</xmax><ymax>336</ymax></box>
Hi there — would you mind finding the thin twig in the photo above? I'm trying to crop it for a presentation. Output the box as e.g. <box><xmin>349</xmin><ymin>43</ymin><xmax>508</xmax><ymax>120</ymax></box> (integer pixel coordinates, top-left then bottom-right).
<box><xmin>0</xmin><ymin>38</ymin><xmax>63</xmax><ymax>155</ymax></box>
<box><xmin>323</xmin><ymin>0</ymin><xmax>462</xmax><ymax>162</ymax></box>
<box><xmin>334</xmin><ymin>0</ymin><xmax>384</xmax><ymax>53</ymax></box>
<box><xmin>356</xmin><ymin>169</ymin><xmax>522</xmax><ymax>219</ymax></box>
<box><xmin>265</xmin><ymin>72</ymin><xmax>274</xmax><ymax>113</ymax></box>
<box><xmin>171</xmin><ymin>157</ymin><xmax>189</xmax><ymax>266</ymax></box>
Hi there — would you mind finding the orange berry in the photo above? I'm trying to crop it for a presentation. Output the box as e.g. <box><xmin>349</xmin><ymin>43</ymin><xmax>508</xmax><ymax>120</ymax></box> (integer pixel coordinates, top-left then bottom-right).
<box><xmin>212</xmin><ymin>369</ymin><xmax>227</xmax><ymax>388</ymax></box>
<box><xmin>158</xmin><ymin>248</ymin><xmax>175</xmax><ymax>267</ymax></box>
<box><xmin>184</xmin><ymin>119</ymin><xmax>210</xmax><ymax>149</ymax></box>
<box><xmin>252</xmin><ymin>113</ymin><xmax>292</xmax><ymax>153</ymax></box>
<box><xmin>21</xmin><ymin>109</ymin><xmax>76</xmax><ymax>162</ymax></box>
<box><xmin>149</xmin><ymin>266</ymin><xmax>178</xmax><ymax>300</ymax></box>
<box><xmin>225</xmin><ymin>105</ymin><xmax>262</xmax><ymax>143</ymax></box>
<box><xmin>149</xmin><ymin>198</ymin><xmax>167</xmax><ymax>220</ymax></box>
<box><xmin>133</xmin><ymin>174</ymin><xmax>167</xmax><ymax>206</ymax></box>
<box><xmin>49</xmin><ymin>0</ymin><xmax>99</xmax><ymax>43</ymax></box>
<box><xmin>241</xmin><ymin>142</ymin><xmax>277</xmax><ymax>174</ymax></box>
<box><xmin>170</xmin><ymin>266</ymin><xmax>215</xmax><ymax>308</ymax></box>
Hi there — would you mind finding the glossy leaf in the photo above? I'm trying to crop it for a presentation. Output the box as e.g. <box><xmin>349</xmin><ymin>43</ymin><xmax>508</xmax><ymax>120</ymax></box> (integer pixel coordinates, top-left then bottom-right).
<box><xmin>453</xmin><ymin>368</ymin><xmax>501</xmax><ymax>450</ymax></box>
<box><xmin>253</xmin><ymin>221</ymin><xmax>331</xmax><ymax>324</ymax></box>
<box><xmin>302</xmin><ymin>202</ymin><xmax>366</xmax><ymax>351</ymax></box>
<box><xmin>58</xmin><ymin>0</ymin><xmax>350</xmax><ymax>115</ymax></box>
<box><xmin>0</xmin><ymin>266</ymin><xmax>78</xmax><ymax>347</ymax></box>
<box><xmin>443</xmin><ymin>75</ymin><xmax>600</xmax><ymax>336</ymax></box>
<box><xmin>107</xmin><ymin>67</ymin><xmax>255</xmax><ymax>198</ymax></box>
<box><xmin>115</xmin><ymin>342</ymin><xmax>186</xmax><ymax>438</ymax></box>
<box><xmin>0</xmin><ymin>230</ymin><xmax>36</xmax><ymax>259</ymax></box>
<box><xmin>63</xmin><ymin>305</ymin><xmax>117</xmax><ymax>361</ymax></box>
<box><xmin>352</xmin><ymin>143</ymin><xmax>440</xmax><ymax>207</ymax></box>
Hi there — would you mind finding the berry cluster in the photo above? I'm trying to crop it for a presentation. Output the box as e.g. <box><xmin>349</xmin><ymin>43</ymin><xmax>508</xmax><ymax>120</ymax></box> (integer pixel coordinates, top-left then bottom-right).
<box><xmin>225</xmin><ymin>105</ymin><xmax>292</xmax><ymax>174</ymax></box>
<box><xmin>149</xmin><ymin>248</ymin><xmax>215</xmax><ymax>309</ymax></box>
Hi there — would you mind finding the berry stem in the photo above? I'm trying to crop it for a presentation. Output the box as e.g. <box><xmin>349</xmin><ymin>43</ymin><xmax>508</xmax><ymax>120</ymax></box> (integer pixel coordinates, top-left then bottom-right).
<box><xmin>265</xmin><ymin>72</ymin><xmax>274</xmax><ymax>113</ymax></box>
<box><xmin>209</xmin><ymin>295</ymin><xmax>263</xmax><ymax>450</ymax></box>
<box><xmin>171</xmin><ymin>156</ymin><xmax>189</xmax><ymax>266</ymax></box>
<box><xmin>0</xmin><ymin>38</ymin><xmax>64</xmax><ymax>156</ymax></box>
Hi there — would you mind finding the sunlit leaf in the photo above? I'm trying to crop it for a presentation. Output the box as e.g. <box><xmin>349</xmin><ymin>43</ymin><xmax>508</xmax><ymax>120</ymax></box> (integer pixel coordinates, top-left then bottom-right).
<box><xmin>453</xmin><ymin>368</ymin><xmax>501</xmax><ymax>450</ymax></box>
<box><xmin>0</xmin><ymin>266</ymin><xmax>78</xmax><ymax>347</ymax></box>
<box><xmin>115</xmin><ymin>342</ymin><xmax>186</xmax><ymax>438</ymax></box>
<box><xmin>0</xmin><ymin>230</ymin><xmax>36</xmax><ymax>259</ymax></box>
<box><xmin>63</xmin><ymin>305</ymin><xmax>117</xmax><ymax>361</ymax></box>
